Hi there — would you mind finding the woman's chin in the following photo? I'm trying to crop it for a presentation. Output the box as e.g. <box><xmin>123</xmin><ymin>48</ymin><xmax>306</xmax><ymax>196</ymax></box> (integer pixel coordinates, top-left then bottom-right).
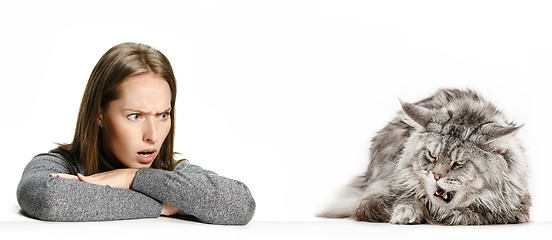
<box><xmin>124</xmin><ymin>160</ymin><xmax>153</xmax><ymax>169</ymax></box>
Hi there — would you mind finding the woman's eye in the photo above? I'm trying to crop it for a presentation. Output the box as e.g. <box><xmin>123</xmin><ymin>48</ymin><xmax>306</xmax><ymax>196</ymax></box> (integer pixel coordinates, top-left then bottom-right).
<box><xmin>158</xmin><ymin>113</ymin><xmax>170</xmax><ymax>120</ymax></box>
<box><xmin>128</xmin><ymin>114</ymin><xmax>141</xmax><ymax>121</ymax></box>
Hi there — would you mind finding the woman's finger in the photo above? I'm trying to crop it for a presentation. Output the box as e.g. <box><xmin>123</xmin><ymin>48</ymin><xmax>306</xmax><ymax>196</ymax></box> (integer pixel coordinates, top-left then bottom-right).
<box><xmin>77</xmin><ymin>173</ymin><xmax>87</xmax><ymax>182</ymax></box>
<box><xmin>50</xmin><ymin>173</ymin><xmax>79</xmax><ymax>180</ymax></box>
<box><xmin>161</xmin><ymin>202</ymin><xmax>181</xmax><ymax>216</ymax></box>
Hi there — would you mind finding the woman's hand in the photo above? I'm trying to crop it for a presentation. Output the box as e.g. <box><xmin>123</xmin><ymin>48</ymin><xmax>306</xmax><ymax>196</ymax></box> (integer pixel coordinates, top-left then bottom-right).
<box><xmin>50</xmin><ymin>169</ymin><xmax>139</xmax><ymax>189</ymax></box>
<box><xmin>50</xmin><ymin>173</ymin><xmax>79</xmax><ymax>180</ymax></box>
<box><xmin>161</xmin><ymin>202</ymin><xmax>181</xmax><ymax>216</ymax></box>
<box><xmin>77</xmin><ymin>169</ymin><xmax>139</xmax><ymax>189</ymax></box>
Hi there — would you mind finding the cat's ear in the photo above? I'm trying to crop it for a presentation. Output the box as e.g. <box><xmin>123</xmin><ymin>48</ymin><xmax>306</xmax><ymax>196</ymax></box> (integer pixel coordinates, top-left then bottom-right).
<box><xmin>400</xmin><ymin>99</ymin><xmax>433</xmax><ymax>130</ymax></box>
<box><xmin>483</xmin><ymin>124</ymin><xmax>523</xmax><ymax>153</ymax></box>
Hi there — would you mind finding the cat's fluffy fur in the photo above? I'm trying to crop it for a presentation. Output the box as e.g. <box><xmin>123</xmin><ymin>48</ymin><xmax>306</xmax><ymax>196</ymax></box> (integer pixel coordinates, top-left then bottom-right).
<box><xmin>319</xmin><ymin>89</ymin><xmax>530</xmax><ymax>225</ymax></box>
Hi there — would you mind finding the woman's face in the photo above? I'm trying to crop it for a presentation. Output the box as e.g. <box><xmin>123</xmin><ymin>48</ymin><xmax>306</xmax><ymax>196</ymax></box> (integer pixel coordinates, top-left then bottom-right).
<box><xmin>100</xmin><ymin>72</ymin><xmax>172</xmax><ymax>169</ymax></box>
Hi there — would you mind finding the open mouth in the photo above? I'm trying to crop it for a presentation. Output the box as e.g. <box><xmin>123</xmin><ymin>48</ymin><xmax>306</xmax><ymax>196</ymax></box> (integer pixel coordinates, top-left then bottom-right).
<box><xmin>136</xmin><ymin>149</ymin><xmax>157</xmax><ymax>164</ymax></box>
<box><xmin>138</xmin><ymin>151</ymin><xmax>155</xmax><ymax>157</ymax></box>
<box><xmin>434</xmin><ymin>186</ymin><xmax>455</xmax><ymax>203</ymax></box>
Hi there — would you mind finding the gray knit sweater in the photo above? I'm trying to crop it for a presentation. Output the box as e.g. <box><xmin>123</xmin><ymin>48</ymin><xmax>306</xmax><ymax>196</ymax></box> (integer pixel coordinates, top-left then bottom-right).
<box><xmin>16</xmin><ymin>153</ymin><xmax>255</xmax><ymax>225</ymax></box>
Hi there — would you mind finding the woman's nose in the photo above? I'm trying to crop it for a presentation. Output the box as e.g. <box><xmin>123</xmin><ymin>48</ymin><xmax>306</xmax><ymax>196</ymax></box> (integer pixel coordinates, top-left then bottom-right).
<box><xmin>143</xmin><ymin>118</ymin><xmax>158</xmax><ymax>143</ymax></box>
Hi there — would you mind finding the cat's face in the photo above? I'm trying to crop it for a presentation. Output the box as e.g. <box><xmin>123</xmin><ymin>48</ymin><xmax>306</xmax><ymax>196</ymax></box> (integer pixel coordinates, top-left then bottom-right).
<box><xmin>401</xmin><ymin>100</ymin><xmax>520</xmax><ymax>207</ymax></box>
<box><xmin>413</xmin><ymin>132</ymin><xmax>497</xmax><ymax>206</ymax></box>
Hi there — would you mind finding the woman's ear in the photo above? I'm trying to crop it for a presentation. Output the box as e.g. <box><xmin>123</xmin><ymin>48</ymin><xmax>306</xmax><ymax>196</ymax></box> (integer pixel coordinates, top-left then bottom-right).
<box><xmin>98</xmin><ymin>109</ymin><xmax>104</xmax><ymax>128</ymax></box>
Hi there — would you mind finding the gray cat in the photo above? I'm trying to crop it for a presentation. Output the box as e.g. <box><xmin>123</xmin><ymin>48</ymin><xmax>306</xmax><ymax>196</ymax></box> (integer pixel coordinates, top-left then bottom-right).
<box><xmin>319</xmin><ymin>89</ymin><xmax>530</xmax><ymax>225</ymax></box>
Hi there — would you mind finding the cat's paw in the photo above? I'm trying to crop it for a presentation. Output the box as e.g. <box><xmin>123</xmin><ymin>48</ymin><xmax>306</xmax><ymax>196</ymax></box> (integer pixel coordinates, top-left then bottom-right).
<box><xmin>389</xmin><ymin>204</ymin><xmax>422</xmax><ymax>224</ymax></box>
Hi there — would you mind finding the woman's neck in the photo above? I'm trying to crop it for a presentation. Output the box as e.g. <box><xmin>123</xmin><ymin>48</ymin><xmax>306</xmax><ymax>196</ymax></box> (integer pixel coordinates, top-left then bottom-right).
<box><xmin>99</xmin><ymin>147</ymin><xmax>126</xmax><ymax>170</ymax></box>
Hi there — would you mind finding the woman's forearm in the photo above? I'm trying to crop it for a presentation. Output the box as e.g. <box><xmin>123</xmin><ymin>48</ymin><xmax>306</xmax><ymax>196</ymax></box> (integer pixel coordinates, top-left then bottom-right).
<box><xmin>17</xmin><ymin>154</ymin><xmax>163</xmax><ymax>221</ymax></box>
<box><xmin>131</xmin><ymin>164</ymin><xmax>256</xmax><ymax>225</ymax></box>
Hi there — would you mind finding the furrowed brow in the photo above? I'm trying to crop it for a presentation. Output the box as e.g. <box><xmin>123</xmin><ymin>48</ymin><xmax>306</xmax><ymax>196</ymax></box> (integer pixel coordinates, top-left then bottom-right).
<box><xmin>124</xmin><ymin>107</ymin><xmax>172</xmax><ymax>115</ymax></box>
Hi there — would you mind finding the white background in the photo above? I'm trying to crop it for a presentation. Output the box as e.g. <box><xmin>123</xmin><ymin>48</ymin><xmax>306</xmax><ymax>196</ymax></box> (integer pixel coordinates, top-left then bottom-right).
<box><xmin>1</xmin><ymin>0</ymin><xmax>551</xmax><ymax>225</ymax></box>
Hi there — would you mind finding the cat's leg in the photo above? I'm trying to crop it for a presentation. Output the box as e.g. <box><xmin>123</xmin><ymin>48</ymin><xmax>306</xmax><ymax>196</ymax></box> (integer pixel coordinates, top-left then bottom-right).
<box><xmin>433</xmin><ymin>208</ymin><xmax>484</xmax><ymax>225</ymax></box>
<box><xmin>438</xmin><ymin>206</ymin><xmax>529</xmax><ymax>225</ymax></box>
<box><xmin>354</xmin><ymin>195</ymin><xmax>391</xmax><ymax>222</ymax></box>
<box><xmin>389</xmin><ymin>200</ymin><xmax>426</xmax><ymax>224</ymax></box>
<box><xmin>353</xmin><ymin>179</ymin><xmax>393</xmax><ymax>222</ymax></box>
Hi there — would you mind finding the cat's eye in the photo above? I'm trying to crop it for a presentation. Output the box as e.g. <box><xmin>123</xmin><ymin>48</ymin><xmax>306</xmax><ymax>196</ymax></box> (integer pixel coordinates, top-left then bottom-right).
<box><xmin>454</xmin><ymin>159</ymin><xmax>468</xmax><ymax>166</ymax></box>
<box><xmin>426</xmin><ymin>150</ymin><xmax>437</xmax><ymax>161</ymax></box>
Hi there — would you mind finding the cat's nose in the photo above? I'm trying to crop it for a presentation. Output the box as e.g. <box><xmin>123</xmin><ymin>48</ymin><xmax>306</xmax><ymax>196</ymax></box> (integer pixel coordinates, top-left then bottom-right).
<box><xmin>434</xmin><ymin>173</ymin><xmax>442</xmax><ymax>181</ymax></box>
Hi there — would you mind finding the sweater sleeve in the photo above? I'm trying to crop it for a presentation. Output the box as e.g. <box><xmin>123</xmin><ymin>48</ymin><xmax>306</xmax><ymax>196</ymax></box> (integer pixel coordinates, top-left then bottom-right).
<box><xmin>16</xmin><ymin>153</ymin><xmax>162</xmax><ymax>221</ymax></box>
<box><xmin>130</xmin><ymin>161</ymin><xmax>256</xmax><ymax>225</ymax></box>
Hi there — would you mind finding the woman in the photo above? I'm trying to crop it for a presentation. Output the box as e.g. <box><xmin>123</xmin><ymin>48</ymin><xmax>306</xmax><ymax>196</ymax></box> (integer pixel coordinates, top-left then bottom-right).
<box><xmin>16</xmin><ymin>42</ymin><xmax>255</xmax><ymax>225</ymax></box>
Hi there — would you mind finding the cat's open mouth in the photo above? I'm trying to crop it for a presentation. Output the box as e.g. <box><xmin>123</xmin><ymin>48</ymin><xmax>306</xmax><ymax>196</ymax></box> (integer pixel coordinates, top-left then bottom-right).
<box><xmin>434</xmin><ymin>186</ymin><xmax>455</xmax><ymax>203</ymax></box>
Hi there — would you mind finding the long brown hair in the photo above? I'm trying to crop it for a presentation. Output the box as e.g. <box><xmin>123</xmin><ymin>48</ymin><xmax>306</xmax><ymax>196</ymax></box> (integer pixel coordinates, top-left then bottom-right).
<box><xmin>53</xmin><ymin>42</ymin><xmax>178</xmax><ymax>175</ymax></box>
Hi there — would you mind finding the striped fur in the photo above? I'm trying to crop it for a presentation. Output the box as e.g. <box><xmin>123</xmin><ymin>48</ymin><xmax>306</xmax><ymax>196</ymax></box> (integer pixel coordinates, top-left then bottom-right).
<box><xmin>319</xmin><ymin>89</ymin><xmax>531</xmax><ymax>225</ymax></box>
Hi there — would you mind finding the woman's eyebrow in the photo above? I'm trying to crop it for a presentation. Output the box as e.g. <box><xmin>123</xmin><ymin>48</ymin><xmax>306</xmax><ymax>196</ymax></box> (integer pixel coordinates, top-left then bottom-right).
<box><xmin>123</xmin><ymin>107</ymin><xmax>172</xmax><ymax>114</ymax></box>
